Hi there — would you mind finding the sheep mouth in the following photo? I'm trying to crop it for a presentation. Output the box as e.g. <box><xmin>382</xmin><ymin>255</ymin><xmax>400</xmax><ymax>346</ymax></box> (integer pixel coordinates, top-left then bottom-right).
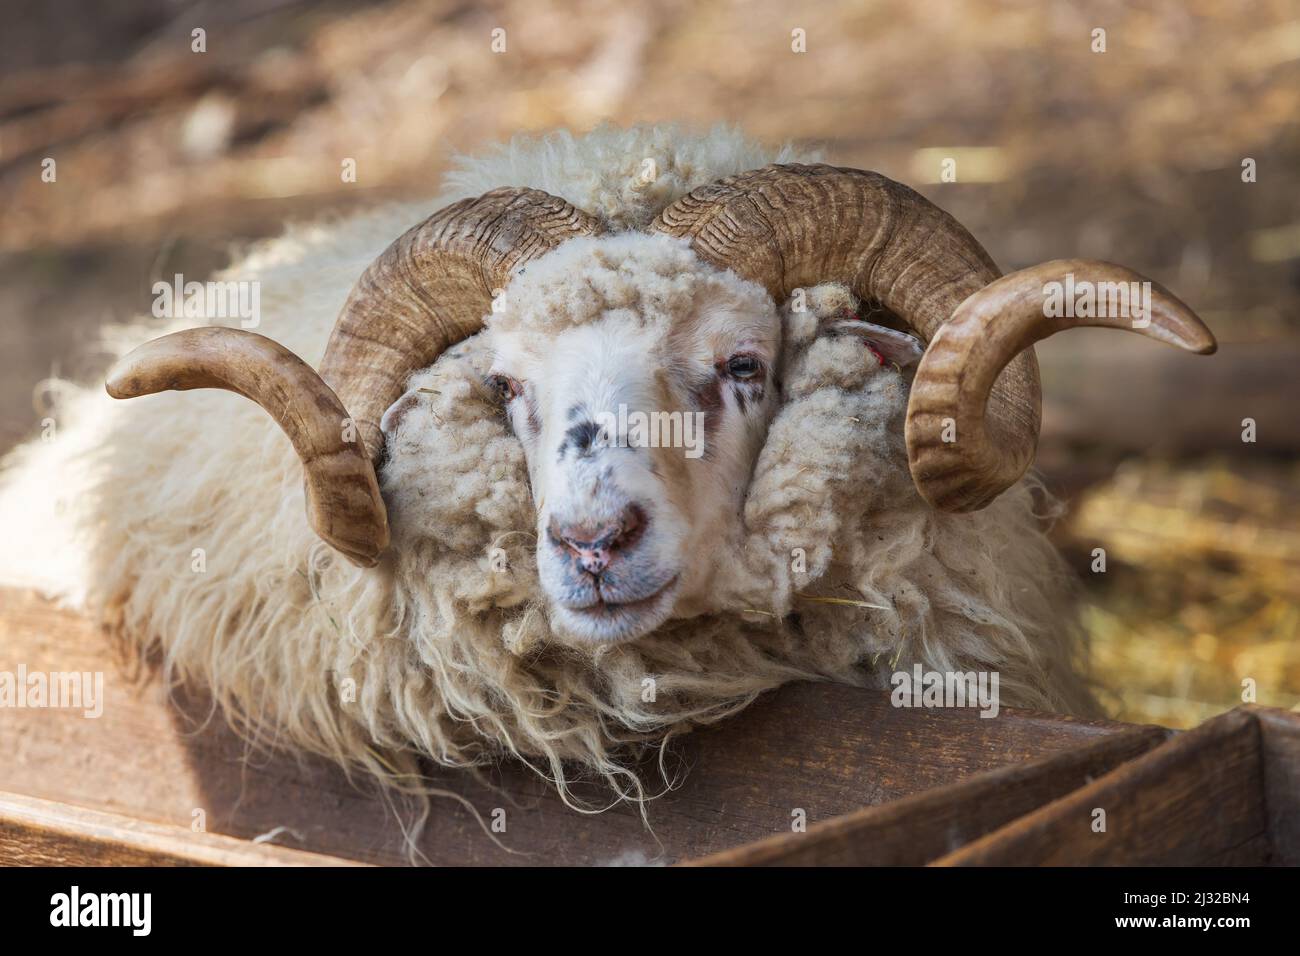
<box><xmin>591</xmin><ymin>576</ymin><xmax>678</xmax><ymax>614</ymax></box>
<box><xmin>552</xmin><ymin>576</ymin><xmax>680</xmax><ymax>643</ymax></box>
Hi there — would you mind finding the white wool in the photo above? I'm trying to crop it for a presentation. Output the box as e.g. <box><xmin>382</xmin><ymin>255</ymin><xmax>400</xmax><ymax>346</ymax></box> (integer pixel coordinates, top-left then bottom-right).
<box><xmin>0</xmin><ymin>125</ymin><xmax>1095</xmax><ymax>809</ymax></box>
<box><xmin>438</xmin><ymin>123</ymin><xmax>816</xmax><ymax>230</ymax></box>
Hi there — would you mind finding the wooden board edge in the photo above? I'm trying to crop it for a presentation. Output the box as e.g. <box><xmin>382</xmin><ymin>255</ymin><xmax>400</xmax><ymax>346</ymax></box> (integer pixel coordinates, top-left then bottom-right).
<box><xmin>0</xmin><ymin>790</ymin><xmax>371</xmax><ymax>867</ymax></box>
<box><xmin>1250</xmin><ymin>705</ymin><xmax>1300</xmax><ymax>864</ymax></box>
<box><xmin>930</xmin><ymin>707</ymin><xmax>1264</xmax><ymax>866</ymax></box>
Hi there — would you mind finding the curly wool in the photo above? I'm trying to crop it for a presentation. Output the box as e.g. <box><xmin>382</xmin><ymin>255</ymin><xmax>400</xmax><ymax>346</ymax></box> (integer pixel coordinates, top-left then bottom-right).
<box><xmin>439</xmin><ymin>123</ymin><xmax>814</xmax><ymax>230</ymax></box>
<box><xmin>0</xmin><ymin>125</ymin><xmax>1095</xmax><ymax>808</ymax></box>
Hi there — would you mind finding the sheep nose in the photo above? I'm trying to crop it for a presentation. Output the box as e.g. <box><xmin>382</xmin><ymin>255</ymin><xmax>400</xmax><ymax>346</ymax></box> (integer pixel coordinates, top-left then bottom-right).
<box><xmin>549</xmin><ymin>505</ymin><xmax>646</xmax><ymax>576</ymax></box>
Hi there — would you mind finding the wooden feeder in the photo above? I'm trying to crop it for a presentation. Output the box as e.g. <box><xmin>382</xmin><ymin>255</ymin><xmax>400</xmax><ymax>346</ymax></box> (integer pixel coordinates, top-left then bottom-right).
<box><xmin>1</xmin><ymin>587</ymin><xmax>1294</xmax><ymax>866</ymax></box>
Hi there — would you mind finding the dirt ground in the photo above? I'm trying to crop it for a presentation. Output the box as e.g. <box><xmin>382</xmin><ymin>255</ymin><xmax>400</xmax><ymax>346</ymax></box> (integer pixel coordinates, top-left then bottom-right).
<box><xmin>2</xmin><ymin>0</ymin><xmax>1297</xmax><ymax>726</ymax></box>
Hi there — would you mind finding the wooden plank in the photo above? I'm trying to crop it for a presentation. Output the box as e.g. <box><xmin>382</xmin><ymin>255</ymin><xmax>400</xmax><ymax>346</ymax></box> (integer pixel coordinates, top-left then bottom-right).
<box><xmin>687</xmin><ymin>723</ymin><xmax>1169</xmax><ymax>866</ymax></box>
<box><xmin>0</xmin><ymin>587</ymin><xmax>1134</xmax><ymax>865</ymax></box>
<box><xmin>1256</xmin><ymin>708</ymin><xmax>1300</xmax><ymax>864</ymax></box>
<box><xmin>933</xmin><ymin>708</ymin><xmax>1270</xmax><ymax>866</ymax></box>
<box><xmin>0</xmin><ymin>791</ymin><xmax>366</xmax><ymax>866</ymax></box>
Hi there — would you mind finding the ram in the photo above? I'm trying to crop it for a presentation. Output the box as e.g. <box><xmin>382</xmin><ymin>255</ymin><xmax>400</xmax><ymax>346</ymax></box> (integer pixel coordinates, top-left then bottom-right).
<box><xmin>0</xmin><ymin>125</ymin><xmax>1214</xmax><ymax>801</ymax></box>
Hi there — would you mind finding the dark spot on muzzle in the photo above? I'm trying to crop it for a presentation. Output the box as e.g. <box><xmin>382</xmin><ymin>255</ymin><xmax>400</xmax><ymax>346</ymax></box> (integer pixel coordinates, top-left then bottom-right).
<box><xmin>558</xmin><ymin>419</ymin><xmax>603</xmax><ymax>461</ymax></box>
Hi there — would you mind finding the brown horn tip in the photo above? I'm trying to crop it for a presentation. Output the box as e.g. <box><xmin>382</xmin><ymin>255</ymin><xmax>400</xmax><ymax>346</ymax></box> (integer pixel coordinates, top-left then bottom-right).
<box><xmin>107</xmin><ymin>327</ymin><xmax>388</xmax><ymax>567</ymax></box>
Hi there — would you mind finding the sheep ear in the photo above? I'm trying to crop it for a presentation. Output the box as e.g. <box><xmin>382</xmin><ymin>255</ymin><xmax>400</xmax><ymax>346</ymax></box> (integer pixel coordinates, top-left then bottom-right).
<box><xmin>822</xmin><ymin>319</ymin><xmax>925</xmax><ymax>369</ymax></box>
<box><xmin>380</xmin><ymin>388</ymin><xmax>423</xmax><ymax>438</ymax></box>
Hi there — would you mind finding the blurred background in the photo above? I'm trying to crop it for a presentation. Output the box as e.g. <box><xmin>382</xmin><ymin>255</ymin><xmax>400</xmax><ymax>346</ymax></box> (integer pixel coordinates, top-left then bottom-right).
<box><xmin>1</xmin><ymin>0</ymin><xmax>1297</xmax><ymax>727</ymax></box>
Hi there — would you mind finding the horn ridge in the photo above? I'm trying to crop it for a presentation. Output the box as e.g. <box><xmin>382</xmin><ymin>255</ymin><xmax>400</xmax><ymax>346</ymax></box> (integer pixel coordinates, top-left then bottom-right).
<box><xmin>321</xmin><ymin>188</ymin><xmax>603</xmax><ymax>464</ymax></box>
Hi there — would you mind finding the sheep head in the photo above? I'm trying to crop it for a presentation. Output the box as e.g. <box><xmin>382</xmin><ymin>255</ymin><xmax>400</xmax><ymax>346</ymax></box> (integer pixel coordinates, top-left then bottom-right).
<box><xmin>437</xmin><ymin>234</ymin><xmax>785</xmax><ymax>642</ymax></box>
<box><xmin>106</xmin><ymin>164</ymin><xmax>1216</xmax><ymax>645</ymax></box>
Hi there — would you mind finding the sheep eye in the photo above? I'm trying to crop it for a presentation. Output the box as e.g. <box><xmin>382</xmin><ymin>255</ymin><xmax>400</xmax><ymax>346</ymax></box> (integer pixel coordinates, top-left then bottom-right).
<box><xmin>486</xmin><ymin>374</ymin><xmax>522</xmax><ymax>403</ymax></box>
<box><xmin>725</xmin><ymin>355</ymin><xmax>761</xmax><ymax>380</ymax></box>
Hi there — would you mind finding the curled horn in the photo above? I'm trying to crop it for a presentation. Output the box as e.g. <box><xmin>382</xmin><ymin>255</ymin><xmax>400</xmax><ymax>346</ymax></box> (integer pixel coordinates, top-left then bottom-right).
<box><xmin>107</xmin><ymin>328</ymin><xmax>388</xmax><ymax>567</ymax></box>
<box><xmin>107</xmin><ymin>188</ymin><xmax>602</xmax><ymax>567</ymax></box>
<box><xmin>906</xmin><ymin>259</ymin><xmax>1214</xmax><ymax>510</ymax></box>
<box><xmin>651</xmin><ymin>163</ymin><xmax>1215</xmax><ymax>511</ymax></box>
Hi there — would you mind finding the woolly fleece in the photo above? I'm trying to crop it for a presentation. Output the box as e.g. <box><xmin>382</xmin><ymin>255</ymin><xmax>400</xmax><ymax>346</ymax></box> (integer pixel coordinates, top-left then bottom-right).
<box><xmin>0</xmin><ymin>125</ymin><xmax>1095</xmax><ymax>805</ymax></box>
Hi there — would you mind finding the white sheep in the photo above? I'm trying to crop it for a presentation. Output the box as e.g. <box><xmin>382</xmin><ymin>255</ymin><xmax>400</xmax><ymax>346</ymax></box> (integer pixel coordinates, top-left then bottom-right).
<box><xmin>0</xmin><ymin>124</ymin><xmax>1214</xmax><ymax>803</ymax></box>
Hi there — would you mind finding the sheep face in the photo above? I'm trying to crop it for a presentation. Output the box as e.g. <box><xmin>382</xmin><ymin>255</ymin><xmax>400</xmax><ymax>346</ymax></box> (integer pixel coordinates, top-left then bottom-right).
<box><xmin>475</xmin><ymin>235</ymin><xmax>781</xmax><ymax>643</ymax></box>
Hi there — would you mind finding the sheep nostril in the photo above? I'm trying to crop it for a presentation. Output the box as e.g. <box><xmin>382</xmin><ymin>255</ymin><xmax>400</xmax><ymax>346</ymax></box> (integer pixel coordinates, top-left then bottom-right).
<box><xmin>575</xmin><ymin>546</ymin><xmax>611</xmax><ymax>576</ymax></box>
<box><xmin>548</xmin><ymin>504</ymin><xmax>648</xmax><ymax>577</ymax></box>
